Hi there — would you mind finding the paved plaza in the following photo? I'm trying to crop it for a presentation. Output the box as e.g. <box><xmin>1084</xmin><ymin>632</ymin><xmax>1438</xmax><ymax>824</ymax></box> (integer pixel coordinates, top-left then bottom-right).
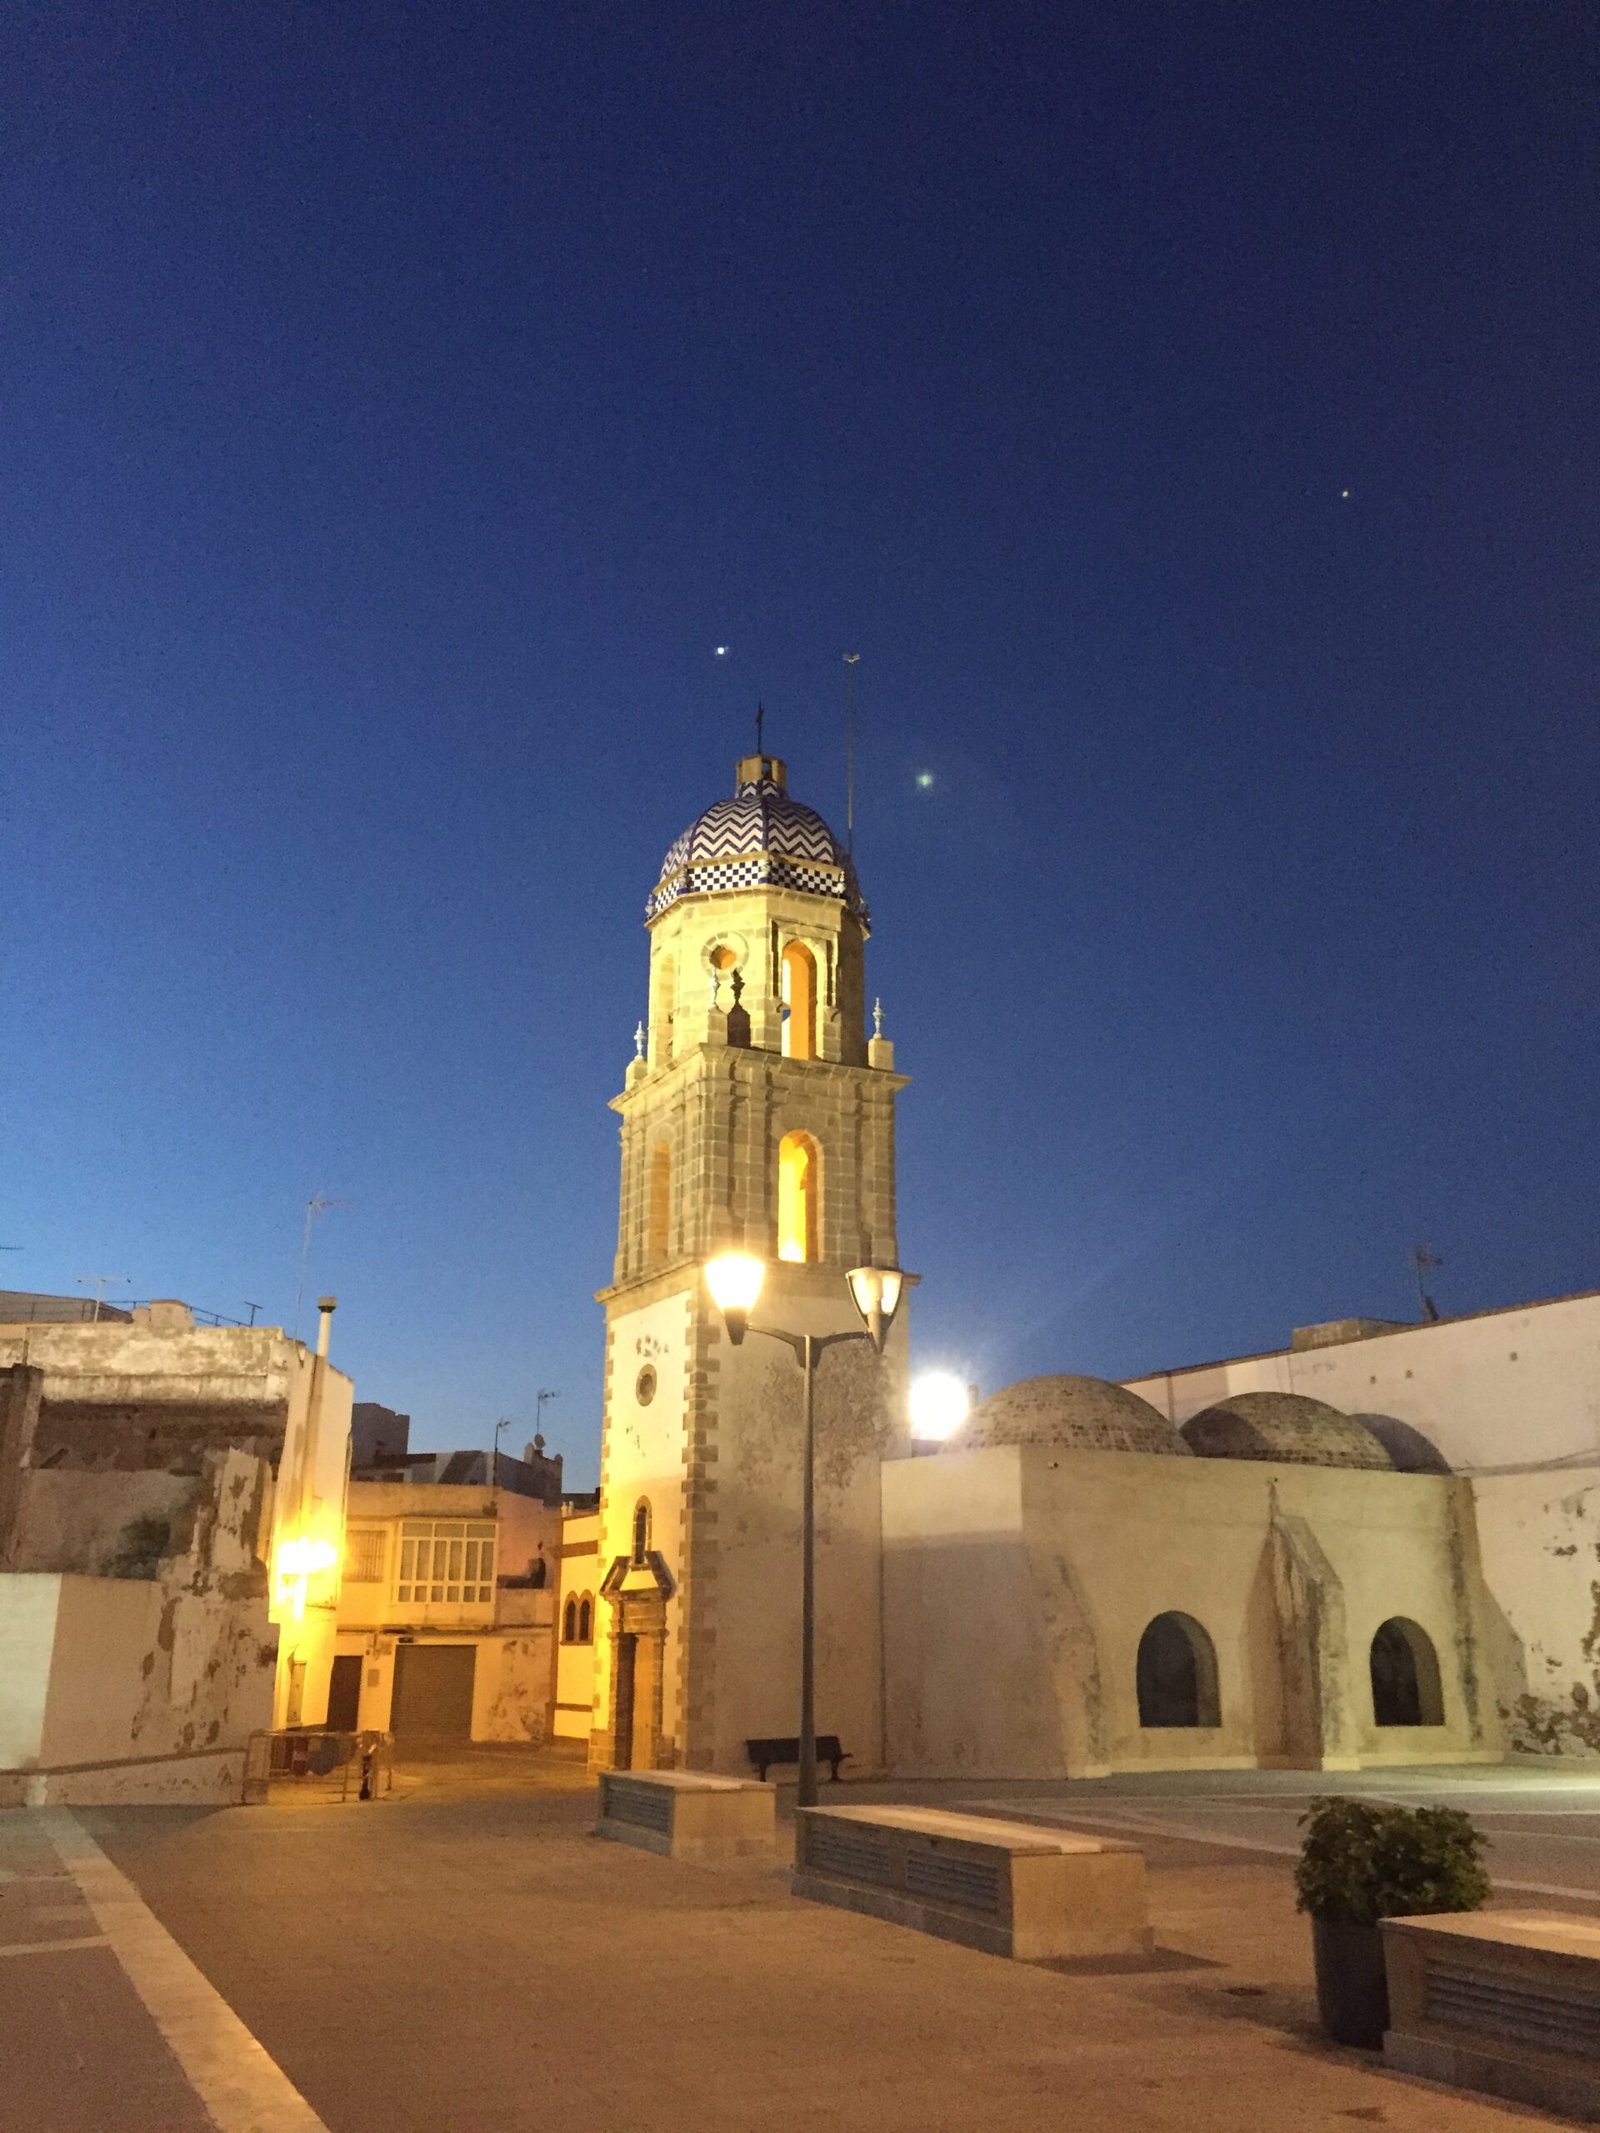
<box><xmin>5</xmin><ymin>1756</ymin><xmax>1599</xmax><ymax>2132</ymax></box>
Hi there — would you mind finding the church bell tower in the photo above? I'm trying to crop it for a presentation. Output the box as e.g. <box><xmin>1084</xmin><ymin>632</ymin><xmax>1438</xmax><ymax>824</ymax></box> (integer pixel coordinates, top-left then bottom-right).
<box><xmin>591</xmin><ymin>751</ymin><xmax>910</xmax><ymax>1773</ymax></box>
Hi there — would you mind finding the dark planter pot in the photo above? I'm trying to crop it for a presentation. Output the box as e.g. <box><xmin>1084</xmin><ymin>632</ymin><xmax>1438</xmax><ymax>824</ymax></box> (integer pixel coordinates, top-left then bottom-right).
<box><xmin>1311</xmin><ymin>1916</ymin><xmax>1390</xmax><ymax>2048</ymax></box>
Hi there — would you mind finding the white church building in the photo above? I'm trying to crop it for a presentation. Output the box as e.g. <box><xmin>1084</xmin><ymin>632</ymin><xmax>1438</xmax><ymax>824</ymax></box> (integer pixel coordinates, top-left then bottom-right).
<box><xmin>583</xmin><ymin>748</ymin><xmax>1600</xmax><ymax>1781</ymax></box>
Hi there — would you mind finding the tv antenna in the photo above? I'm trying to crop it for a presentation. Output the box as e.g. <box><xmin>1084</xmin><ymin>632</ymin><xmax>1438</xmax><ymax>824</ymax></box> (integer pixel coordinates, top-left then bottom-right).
<box><xmin>295</xmin><ymin>1194</ymin><xmax>349</xmax><ymax>1337</ymax></box>
<box><xmin>78</xmin><ymin>1274</ymin><xmax>128</xmax><ymax>1322</ymax></box>
<box><xmin>1410</xmin><ymin>1244</ymin><xmax>1443</xmax><ymax>1323</ymax></box>
<box><xmin>843</xmin><ymin>654</ymin><xmax>860</xmax><ymax>855</ymax></box>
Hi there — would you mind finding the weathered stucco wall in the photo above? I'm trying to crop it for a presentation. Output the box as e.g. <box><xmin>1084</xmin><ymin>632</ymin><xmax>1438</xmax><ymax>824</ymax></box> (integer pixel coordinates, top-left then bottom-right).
<box><xmin>0</xmin><ymin>1447</ymin><xmax>277</xmax><ymax>1803</ymax></box>
<box><xmin>473</xmin><ymin>1622</ymin><xmax>556</xmax><ymax>1743</ymax></box>
<box><xmin>883</xmin><ymin>1446</ymin><xmax>1501</xmax><ymax>1780</ymax></box>
<box><xmin>1471</xmin><ymin>1463</ymin><xmax>1600</xmax><ymax>1756</ymax></box>
<box><xmin>9</xmin><ymin>1470</ymin><xmax>199</xmax><ymax>1575</ymax></box>
<box><xmin>1125</xmin><ymin>1291</ymin><xmax>1600</xmax><ymax>1474</ymax></box>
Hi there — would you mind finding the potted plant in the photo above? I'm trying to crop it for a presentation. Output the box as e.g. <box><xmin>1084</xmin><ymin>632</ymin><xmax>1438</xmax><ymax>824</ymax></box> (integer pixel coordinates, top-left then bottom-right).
<box><xmin>1294</xmin><ymin>1795</ymin><xmax>1489</xmax><ymax>2047</ymax></box>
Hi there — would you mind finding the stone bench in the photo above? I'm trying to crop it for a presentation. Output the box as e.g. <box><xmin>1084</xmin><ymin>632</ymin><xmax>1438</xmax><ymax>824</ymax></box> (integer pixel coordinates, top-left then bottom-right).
<box><xmin>793</xmin><ymin>1804</ymin><xmax>1151</xmax><ymax>1962</ymax></box>
<box><xmin>1383</xmin><ymin>1909</ymin><xmax>1600</xmax><ymax>2122</ymax></box>
<box><xmin>595</xmin><ymin>1769</ymin><xmax>776</xmax><ymax>1862</ymax></box>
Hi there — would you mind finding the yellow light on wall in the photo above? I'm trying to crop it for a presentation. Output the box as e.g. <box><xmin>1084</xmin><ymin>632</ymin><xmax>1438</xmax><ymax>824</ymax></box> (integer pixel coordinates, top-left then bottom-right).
<box><xmin>274</xmin><ymin>1535</ymin><xmax>339</xmax><ymax>1620</ymax></box>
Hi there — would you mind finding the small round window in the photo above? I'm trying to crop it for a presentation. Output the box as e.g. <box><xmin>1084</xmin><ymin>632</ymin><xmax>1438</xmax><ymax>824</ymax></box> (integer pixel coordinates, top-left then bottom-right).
<box><xmin>636</xmin><ymin>1366</ymin><xmax>657</xmax><ymax>1406</ymax></box>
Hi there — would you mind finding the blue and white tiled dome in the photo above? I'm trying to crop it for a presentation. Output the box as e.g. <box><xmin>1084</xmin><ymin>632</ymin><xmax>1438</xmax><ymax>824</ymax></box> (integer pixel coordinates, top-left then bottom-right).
<box><xmin>647</xmin><ymin>754</ymin><xmax>869</xmax><ymax>927</ymax></box>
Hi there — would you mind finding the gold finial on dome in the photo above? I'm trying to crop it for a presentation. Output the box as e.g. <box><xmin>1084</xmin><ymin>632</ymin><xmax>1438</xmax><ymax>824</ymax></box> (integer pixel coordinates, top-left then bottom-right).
<box><xmin>735</xmin><ymin>753</ymin><xmax>787</xmax><ymax>791</ymax></box>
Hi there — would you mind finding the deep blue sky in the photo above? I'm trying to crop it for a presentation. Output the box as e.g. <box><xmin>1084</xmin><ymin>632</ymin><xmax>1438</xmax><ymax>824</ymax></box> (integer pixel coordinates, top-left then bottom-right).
<box><xmin>9</xmin><ymin>3</ymin><xmax>1597</xmax><ymax>1484</ymax></box>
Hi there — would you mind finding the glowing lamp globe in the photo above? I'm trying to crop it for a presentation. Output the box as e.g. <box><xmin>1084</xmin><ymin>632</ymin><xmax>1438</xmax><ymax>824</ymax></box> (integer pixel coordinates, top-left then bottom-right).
<box><xmin>909</xmin><ymin>1370</ymin><xmax>971</xmax><ymax>1443</ymax></box>
<box><xmin>705</xmin><ymin>1252</ymin><xmax>766</xmax><ymax>1344</ymax></box>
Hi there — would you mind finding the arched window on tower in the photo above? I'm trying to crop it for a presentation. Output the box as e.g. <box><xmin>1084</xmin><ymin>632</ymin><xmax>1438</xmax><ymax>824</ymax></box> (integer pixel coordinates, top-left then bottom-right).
<box><xmin>781</xmin><ymin>942</ymin><xmax>818</xmax><ymax>1060</ymax></box>
<box><xmin>647</xmin><ymin>1142</ymin><xmax>671</xmax><ymax>1262</ymax></box>
<box><xmin>652</xmin><ymin>955</ymin><xmax>676</xmax><ymax>1067</ymax></box>
<box><xmin>563</xmin><ymin>1596</ymin><xmax>578</xmax><ymax>1643</ymax></box>
<box><xmin>777</xmin><ymin>1130</ymin><xmax>821</xmax><ymax>1262</ymax></box>
<box><xmin>631</xmin><ymin>1500</ymin><xmax>652</xmax><ymax>1566</ymax></box>
<box><xmin>577</xmin><ymin>1595</ymin><xmax>592</xmax><ymax>1644</ymax></box>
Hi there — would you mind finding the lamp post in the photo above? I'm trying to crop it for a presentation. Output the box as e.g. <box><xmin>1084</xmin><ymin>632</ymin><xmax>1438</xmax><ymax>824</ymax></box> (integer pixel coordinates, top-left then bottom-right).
<box><xmin>704</xmin><ymin>1251</ymin><xmax>904</xmax><ymax>1807</ymax></box>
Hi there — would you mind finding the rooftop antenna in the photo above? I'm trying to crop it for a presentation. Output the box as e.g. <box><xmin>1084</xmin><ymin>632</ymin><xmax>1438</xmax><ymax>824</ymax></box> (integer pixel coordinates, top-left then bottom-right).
<box><xmin>295</xmin><ymin>1194</ymin><xmax>349</xmax><ymax>1338</ymax></box>
<box><xmin>78</xmin><ymin>1274</ymin><xmax>128</xmax><ymax>1323</ymax></box>
<box><xmin>754</xmin><ymin>701</ymin><xmax>765</xmax><ymax>754</ymax></box>
<box><xmin>843</xmin><ymin>653</ymin><xmax>860</xmax><ymax>854</ymax></box>
<box><xmin>537</xmin><ymin>1388</ymin><xmax>561</xmax><ymax>1434</ymax></box>
<box><xmin>1410</xmin><ymin>1244</ymin><xmax>1443</xmax><ymax>1323</ymax></box>
<box><xmin>243</xmin><ymin>1301</ymin><xmax>263</xmax><ymax>1325</ymax></box>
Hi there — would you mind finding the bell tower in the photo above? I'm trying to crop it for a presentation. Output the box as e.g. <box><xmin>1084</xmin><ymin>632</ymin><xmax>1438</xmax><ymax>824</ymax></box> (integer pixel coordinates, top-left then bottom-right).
<box><xmin>591</xmin><ymin>752</ymin><xmax>910</xmax><ymax>1774</ymax></box>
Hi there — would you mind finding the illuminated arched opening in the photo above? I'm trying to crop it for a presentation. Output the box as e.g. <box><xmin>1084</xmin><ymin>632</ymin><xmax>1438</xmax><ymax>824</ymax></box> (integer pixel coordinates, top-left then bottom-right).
<box><xmin>781</xmin><ymin>942</ymin><xmax>818</xmax><ymax>1060</ymax></box>
<box><xmin>777</xmin><ymin>1130</ymin><xmax>821</xmax><ymax>1263</ymax></box>
<box><xmin>647</xmin><ymin>1142</ymin><xmax>671</xmax><ymax>1261</ymax></box>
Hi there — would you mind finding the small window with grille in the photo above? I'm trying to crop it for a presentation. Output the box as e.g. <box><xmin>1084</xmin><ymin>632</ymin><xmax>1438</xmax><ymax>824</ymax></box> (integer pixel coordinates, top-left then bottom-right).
<box><xmin>396</xmin><ymin>1519</ymin><xmax>496</xmax><ymax>1605</ymax></box>
<box><xmin>346</xmin><ymin>1526</ymin><xmax>387</xmax><ymax>1583</ymax></box>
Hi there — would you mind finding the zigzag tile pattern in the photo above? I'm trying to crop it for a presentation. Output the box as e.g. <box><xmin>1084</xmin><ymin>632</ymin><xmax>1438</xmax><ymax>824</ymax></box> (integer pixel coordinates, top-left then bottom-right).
<box><xmin>648</xmin><ymin>771</ymin><xmax>870</xmax><ymax>927</ymax></box>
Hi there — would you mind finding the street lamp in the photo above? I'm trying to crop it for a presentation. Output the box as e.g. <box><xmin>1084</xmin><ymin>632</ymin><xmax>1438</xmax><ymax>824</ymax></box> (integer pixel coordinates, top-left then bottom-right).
<box><xmin>704</xmin><ymin>1249</ymin><xmax>904</xmax><ymax>1807</ymax></box>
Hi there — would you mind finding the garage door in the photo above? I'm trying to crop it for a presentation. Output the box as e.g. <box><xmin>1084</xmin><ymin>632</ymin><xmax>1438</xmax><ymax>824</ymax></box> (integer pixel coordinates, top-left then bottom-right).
<box><xmin>391</xmin><ymin>1643</ymin><xmax>476</xmax><ymax>1738</ymax></box>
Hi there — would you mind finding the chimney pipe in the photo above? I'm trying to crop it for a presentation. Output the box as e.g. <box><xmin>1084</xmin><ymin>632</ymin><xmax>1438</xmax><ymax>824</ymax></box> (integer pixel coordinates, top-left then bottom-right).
<box><xmin>316</xmin><ymin>1295</ymin><xmax>337</xmax><ymax>1359</ymax></box>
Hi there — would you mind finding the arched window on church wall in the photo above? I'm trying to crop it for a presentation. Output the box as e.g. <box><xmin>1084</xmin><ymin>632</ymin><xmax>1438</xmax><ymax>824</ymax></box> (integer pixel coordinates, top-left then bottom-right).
<box><xmin>777</xmin><ymin>1130</ymin><xmax>821</xmax><ymax>1263</ymax></box>
<box><xmin>781</xmin><ymin>942</ymin><xmax>818</xmax><ymax>1060</ymax></box>
<box><xmin>647</xmin><ymin>1142</ymin><xmax>671</xmax><ymax>1262</ymax></box>
<box><xmin>1370</xmin><ymin>1617</ymin><xmax>1444</xmax><ymax>1726</ymax></box>
<box><xmin>1136</xmin><ymin>1612</ymin><xmax>1220</xmax><ymax>1728</ymax></box>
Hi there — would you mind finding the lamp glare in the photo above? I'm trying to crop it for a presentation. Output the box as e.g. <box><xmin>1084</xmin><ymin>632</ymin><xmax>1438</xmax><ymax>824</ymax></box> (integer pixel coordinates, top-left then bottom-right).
<box><xmin>910</xmin><ymin>1370</ymin><xmax>971</xmax><ymax>1443</ymax></box>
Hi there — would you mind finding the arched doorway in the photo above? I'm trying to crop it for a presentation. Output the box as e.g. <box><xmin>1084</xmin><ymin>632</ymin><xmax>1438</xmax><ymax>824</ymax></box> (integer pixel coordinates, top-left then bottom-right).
<box><xmin>1370</xmin><ymin>1617</ymin><xmax>1444</xmax><ymax>1726</ymax></box>
<box><xmin>1136</xmin><ymin>1612</ymin><xmax>1221</xmax><ymax>1728</ymax></box>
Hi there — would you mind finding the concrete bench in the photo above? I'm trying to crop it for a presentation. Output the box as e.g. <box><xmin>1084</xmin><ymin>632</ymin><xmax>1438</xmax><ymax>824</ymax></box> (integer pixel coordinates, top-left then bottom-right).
<box><xmin>595</xmin><ymin>1769</ymin><xmax>776</xmax><ymax>1862</ymax></box>
<box><xmin>793</xmin><ymin>1804</ymin><xmax>1151</xmax><ymax>1962</ymax></box>
<box><xmin>1383</xmin><ymin>1909</ymin><xmax>1600</xmax><ymax>2122</ymax></box>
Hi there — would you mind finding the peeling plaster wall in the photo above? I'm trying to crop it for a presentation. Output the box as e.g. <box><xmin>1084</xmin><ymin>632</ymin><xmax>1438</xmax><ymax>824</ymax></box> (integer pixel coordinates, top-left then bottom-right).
<box><xmin>0</xmin><ymin>1447</ymin><xmax>277</xmax><ymax>1802</ymax></box>
<box><xmin>884</xmin><ymin>1446</ymin><xmax>1499</xmax><ymax>1779</ymax></box>
<box><xmin>1472</xmin><ymin>1464</ymin><xmax>1600</xmax><ymax>1756</ymax></box>
<box><xmin>473</xmin><ymin>1626</ymin><xmax>556</xmax><ymax>1743</ymax></box>
<box><xmin>9</xmin><ymin>1470</ymin><xmax>199</xmax><ymax>1574</ymax></box>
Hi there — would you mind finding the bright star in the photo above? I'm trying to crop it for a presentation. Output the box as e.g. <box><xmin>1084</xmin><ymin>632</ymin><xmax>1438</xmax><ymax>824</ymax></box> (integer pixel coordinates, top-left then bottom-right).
<box><xmin>916</xmin><ymin>772</ymin><xmax>934</xmax><ymax>790</ymax></box>
<box><xmin>715</xmin><ymin>646</ymin><xmax>729</xmax><ymax>656</ymax></box>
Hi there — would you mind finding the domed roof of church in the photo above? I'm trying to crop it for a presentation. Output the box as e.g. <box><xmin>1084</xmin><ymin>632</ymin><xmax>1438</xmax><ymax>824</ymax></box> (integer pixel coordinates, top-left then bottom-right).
<box><xmin>647</xmin><ymin>753</ymin><xmax>868</xmax><ymax>927</ymax></box>
<box><xmin>954</xmin><ymin>1375</ymin><xmax>1193</xmax><ymax>1457</ymax></box>
<box><xmin>1181</xmin><ymin>1391</ymin><xmax>1394</xmax><ymax>1469</ymax></box>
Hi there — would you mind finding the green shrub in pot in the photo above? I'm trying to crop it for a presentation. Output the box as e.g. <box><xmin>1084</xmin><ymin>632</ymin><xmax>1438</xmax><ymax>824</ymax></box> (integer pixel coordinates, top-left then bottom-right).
<box><xmin>1295</xmin><ymin>1796</ymin><xmax>1489</xmax><ymax>2047</ymax></box>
